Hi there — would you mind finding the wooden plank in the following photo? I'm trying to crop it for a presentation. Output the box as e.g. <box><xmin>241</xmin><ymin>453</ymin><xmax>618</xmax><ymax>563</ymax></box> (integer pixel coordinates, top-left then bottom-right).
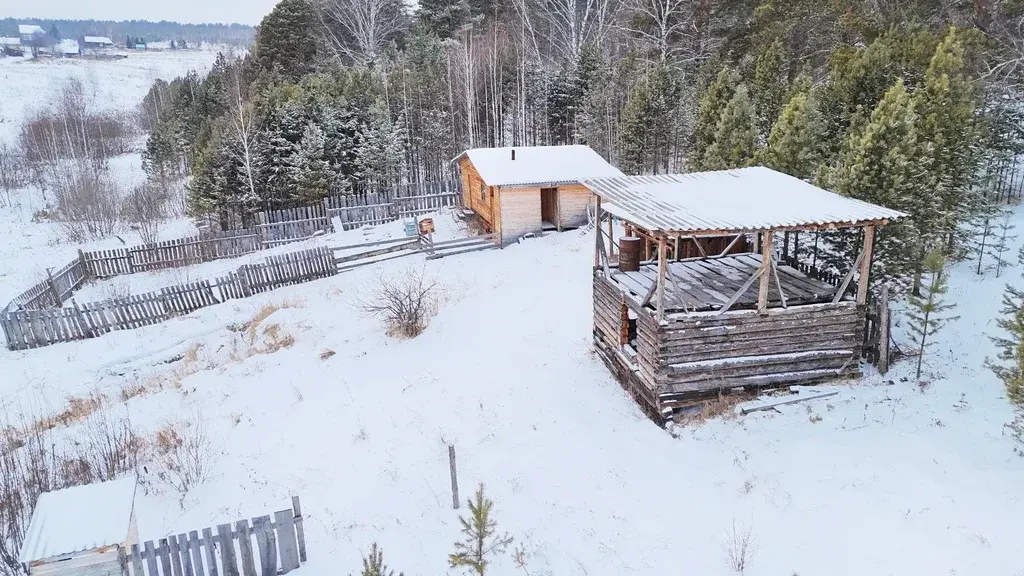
<box><xmin>252</xmin><ymin>516</ymin><xmax>277</xmax><ymax>576</ymax></box>
<box><xmin>218</xmin><ymin>523</ymin><xmax>239</xmax><ymax>576</ymax></box>
<box><xmin>738</xmin><ymin>390</ymin><xmax>840</xmax><ymax>414</ymax></box>
<box><xmin>292</xmin><ymin>496</ymin><xmax>306</xmax><ymax>563</ymax></box>
<box><xmin>757</xmin><ymin>231</ymin><xmax>774</xmax><ymax>313</ymax></box>
<box><xmin>159</xmin><ymin>539</ymin><xmax>173</xmax><ymax>576</ymax></box>
<box><xmin>274</xmin><ymin>509</ymin><xmax>300</xmax><ymax>573</ymax></box>
<box><xmin>169</xmin><ymin>535</ymin><xmax>184</xmax><ymax>576</ymax></box>
<box><xmin>203</xmin><ymin>528</ymin><xmax>219</xmax><ymax>576</ymax></box>
<box><xmin>131</xmin><ymin>544</ymin><xmax>145</xmax><ymax>576</ymax></box>
<box><xmin>236</xmin><ymin>520</ymin><xmax>257</xmax><ymax>576</ymax></box>
<box><xmin>857</xmin><ymin>225</ymin><xmax>875</xmax><ymax>304</ymax></box>
<box><xmin>188</xmin><ymin>531</ymin><xmax>205</xmax><ymax>576</ymax></box>
<box><xmin>145</xmin><ymin>541</ymin><xmax>160</xmax><ymax>576</ymax></box>
<box><xmin>178</xmin><ymin>534</ymin><xmax>193</xmax><ymax>576</ymax></box>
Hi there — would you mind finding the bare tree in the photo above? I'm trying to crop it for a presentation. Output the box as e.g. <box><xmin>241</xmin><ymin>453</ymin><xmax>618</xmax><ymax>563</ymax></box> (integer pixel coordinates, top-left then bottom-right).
<box><xmin>315</xmin><ymin>0</ymin><xmax>407</xmax><ymax>64</ymax></box>
<box><xmin>622</xmin><ymin>0</ymin><xmax>707</xmax><ymax>63</ymax></box>
<box><xmin>226</xmin><ymin>64</ymin><xmax>262</xmax><ymax>207</ymax></box>
<box><xmin>0</xmin><ymin>143</ymin><xmax>27</xmax><ymax>208</ymax></box>
<box><xmin>121</xmin><ymin>183</ymin><xmax>169</xmax><ymax>245</ymax></box>
<box><xmin>52</xmin><ymin>161</ymin><xmax>122</xmax><ymax>242</ymax></box>
<box><xmin>515</xmin><ymin>0</ymin><xmax>623</xmax><ymax>63</ymax></box>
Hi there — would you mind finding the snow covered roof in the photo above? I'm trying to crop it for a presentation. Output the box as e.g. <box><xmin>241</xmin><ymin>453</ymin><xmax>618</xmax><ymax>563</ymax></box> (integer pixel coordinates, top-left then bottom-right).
<box><xmin>456</xmin><ymin>145</ymin><xmax>624</xmax><ymax>188</ymax></box>
<box><xmin>18</xmin><ymin>25</ymin><xmax>45</xmax><ymax>35</ymax></box>
<box><xmin>583</xmin><ymin>167</ymin><xmax>906</xmax><ymax>235</ymax></box>
<box><xmin>83</xmin><ymin>36</ymin><xmax>114</xmax><ymax>45</ymax></box>
<box><xmin>0</xmin><ymin>37</ymin><xmax>20</xmax><ymax>46</ymax></box>
<box><xmin>20</xmin><ymin>477</ymin><xmax>137</xmax><ymax>563</ymax></box>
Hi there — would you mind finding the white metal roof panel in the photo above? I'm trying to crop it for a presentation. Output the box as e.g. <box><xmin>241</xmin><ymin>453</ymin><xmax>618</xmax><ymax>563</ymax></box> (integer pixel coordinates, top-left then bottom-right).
<box><xmin>83</xmin><ymin>37</ymin><xmax>114</xmax><ymax>45</ymax></box>
<box><xmin>18</xmin><ymin>25</ymin><xmax>45</xmax><ymax>35</ymax></box>
<box><xmin>457</xmin><ymin>145</ymin><xmax>623</xmax><ymax>187</ymax></box>
<box><xmin>583</xmin><ymin>167</ymin><xmax>905</xmax><ymax>234</ymax></box>
<box><xmin>20</xmin><ymin>477</ymin><xmax>137</xmax><ymax>563</ymax></box>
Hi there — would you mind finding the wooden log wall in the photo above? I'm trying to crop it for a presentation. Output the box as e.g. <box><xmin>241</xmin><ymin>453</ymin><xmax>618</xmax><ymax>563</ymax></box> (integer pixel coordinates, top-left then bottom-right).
<box><xmin>641</xmin><ymin>303</ymin><xmax>865</xmax><ymax>396</ymax></box>
<box><xmin>128</xmin><ymin>496</ymin><xmax>307</xmax><ymax>576</ymax></box>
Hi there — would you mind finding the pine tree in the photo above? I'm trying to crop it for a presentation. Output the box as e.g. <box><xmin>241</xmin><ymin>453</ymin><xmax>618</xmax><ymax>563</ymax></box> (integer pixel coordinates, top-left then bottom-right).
<box><xmin>702</xmin><ymin>85</ymin><xmax>758</xmax><ymax>170</ymax></box>
<box><xmin>449</xmin><ymin>483</ymin><xmax>513</xmax><ymax>576</ymax></box>
<box><xmin>619</xmin><ymin>65</ymin><xmax>682</xmax><ymax>174</ymax></box>
<box><xmin>751</xmin><ymin>39</ymin><xmax>790</xmax><ymax>139</ymax></box>
<box><xmin>823</xmin><ymin>79</ymin><xmax>929</xmax><ymax>290</ymax></box>
<box><xmin>907</xmin><ymin>248</ymin><xmax>958</xmax><ymax>380</ymax></box>
<box><xmin>988</xmin><ymin>246</ymin><xmax>1024</xmax><ymax>404</ymax></box>
<box><xmin>693</xmin><ymin>66</ymin><xmax>741</xmax><ymax>168</ymax></box>
<box><xmin>756</xmin><ymin>91</ymin><xmax>820</xmax><ymax>180</ymax></box>
<box><xmin>358</xmin><ymin>104</ymin><xmax>405</xmax><ymax>186</ymax></box>
<box><xmin>353</xmin><ymin>543</ymin><xmax>403</xmax><ymax>576</ymax></box>
<box><xmin>291</xmin><ymin>123</ymin><xmax>332</xmax><ymax>204</ymax></box>
<box><xmin>250</xmin><ymin>0</ymin><xmax>319</xmax><ymax>82</ymax></box>
<box><xmin>987</xmin><ymin>209</ymin><xmax>1017</xmax><ymax>278</ymax></box>
<box><xmin>418</xmin><ymin>0</ymin><xmax>472</xmax><ymax>39</ymax></box>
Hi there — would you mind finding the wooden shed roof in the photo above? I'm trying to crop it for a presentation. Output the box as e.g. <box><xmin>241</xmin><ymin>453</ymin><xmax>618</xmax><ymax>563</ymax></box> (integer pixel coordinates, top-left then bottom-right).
<box><xmin>20</xmin><ymin>477</ymin><xmax>137</xmax><ymax>563</ymax></box>
<box><xmin>583</xmin><ymin>167</ymin><xmax>905</xmax><ymax>235</ymax></box>
<box><xmin>454</xmin><ymin>145</ymin><xmax>623</xmax><ymax>188</ymax></box>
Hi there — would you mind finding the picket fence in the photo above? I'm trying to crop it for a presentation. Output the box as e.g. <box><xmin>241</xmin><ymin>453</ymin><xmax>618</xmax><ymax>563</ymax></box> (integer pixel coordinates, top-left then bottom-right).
<box><xmin>128</xmin><ymin>496</ymin><xmax>306</xmax><ymax>576</ymax></box>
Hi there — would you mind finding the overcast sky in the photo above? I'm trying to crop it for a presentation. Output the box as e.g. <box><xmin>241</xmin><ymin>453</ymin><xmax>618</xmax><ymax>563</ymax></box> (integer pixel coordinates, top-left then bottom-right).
<box><xmin>0</xmin><ymin>0</ymin><xmax>278</xmax><ymax>25</ymax></box>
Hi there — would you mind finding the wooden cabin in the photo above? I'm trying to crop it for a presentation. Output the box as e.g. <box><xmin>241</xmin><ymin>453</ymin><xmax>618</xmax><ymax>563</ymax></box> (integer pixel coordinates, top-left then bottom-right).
<box><xmin>20</xmin><ymin>477</ymin><xmax>139</xmax><ymax>576</ymax></box>
<box><xmin>584</xmin><ymin>167</ymin><xmax>904</xmax><ymax>423</ymax></box>
<box><xmin>454</xmin><ymin>145</ymin><xmax>623</xmax><ymax>246</ymax></box>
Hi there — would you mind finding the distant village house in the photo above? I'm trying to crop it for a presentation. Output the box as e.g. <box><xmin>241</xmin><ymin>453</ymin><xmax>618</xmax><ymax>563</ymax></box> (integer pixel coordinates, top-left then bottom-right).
<box><xmin>455</xmin><ymin>145</ymin><xmax>623</xmax><ymax>246</ymax></box>
<box><xmin>0</xmin><ymin>37</ymin><xmax>22</xmax><ymax>56</ymax></box>
<box><xmin>82</xmin><ymin>36</ymin><xmax>115</xmax><ymax>49</ymax></box>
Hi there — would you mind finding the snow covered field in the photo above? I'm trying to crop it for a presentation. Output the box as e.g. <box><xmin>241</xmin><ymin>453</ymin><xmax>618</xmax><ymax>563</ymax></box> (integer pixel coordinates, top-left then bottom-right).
<box><xmin>2</xmin><ymin>202</ymin><xmax>1024</xmax><ymax>575</ymax></box>
<box><xmin>0</xmin><ymin>49</ymin><xmax>221</xmax><ymax>145</ymax></box>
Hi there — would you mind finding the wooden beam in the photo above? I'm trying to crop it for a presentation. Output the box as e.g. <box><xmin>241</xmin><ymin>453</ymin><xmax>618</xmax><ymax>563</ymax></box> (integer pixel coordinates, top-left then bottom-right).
<box><xmin>771</xmin><ymin>250</ymin><xmax>787</xmax><ymax>309</ymax></box>
<box><xmin>717</xmin><ymin>234</ymin><xmax>744</xmax><ymax>258</ymax></box>
<box><xmin>832</xmin><ymin>249</ymin><xmax>866</xmax><ymax>303</ymax></box>
<box><xmin>757</xmin><ymin>230</ymin><xmax>774</xmax><ymax>313</ymax></box>
<box><xmin>717</xmin><ymin>265</ymin><xmax>764</xmax><ymax>315</ymax></box>
<box><xmin>594</xmin><ymin>197</ymin><xmax>602</xmax><ymax>269</ymax></box>
<box><xmin>656</xmin><ymin>238</ymin><xmax>668</xmax><ymax>322</ymax></box>
<box><xmin>688</xmin><ymin>236</ymin><xmax>708</xmax><ymax>258</ymax></box>
<box><xmin>607</xmin><ymin>214</ymin><xmax>614</xmax><ymax>258</ymax></box>
<box><xmin>857</xmin><ymin>225</ymin><xmax>875</xmax><ymax>304</ymax></box>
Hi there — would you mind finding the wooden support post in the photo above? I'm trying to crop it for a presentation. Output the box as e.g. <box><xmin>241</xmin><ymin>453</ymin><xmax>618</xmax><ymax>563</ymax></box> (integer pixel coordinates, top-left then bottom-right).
<box><xmin>607</xmin><ymin>215</ymin><xmax>614</xmax><ymax>259</ymax></box>
<box><xmin>878</xmin><ymin>284</ymin><xmax>891</xmax><ymax>374</ymax></box>
<box><xmin>448</xmin><ymin>445</ymin><xmax>459</xmax><ymax>509</ymax></box>
<box><xmin>857</xmin><ymin>225</ymin><xmax>875</xmax><ymax>305</ymax></box>
<box><xmin>593</xmin><ymin>197</ymin><xmax>602</xmax><ymax>269</ymax></box>
<box><xmin>757</xmin><ymin>230</ymin><xmax>774</xmax><ymax>313</ymax></box>
<box><xmin>655</xmin><ymin>238</ymin><xmax>668</xmax><ymax>322</ymax></box>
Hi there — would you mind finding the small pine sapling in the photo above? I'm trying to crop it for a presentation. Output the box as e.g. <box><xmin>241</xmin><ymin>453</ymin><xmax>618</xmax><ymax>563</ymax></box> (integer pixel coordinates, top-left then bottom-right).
<box><xmin>987</xmin><ymin>245</ymin><xmax>1024</xmax><ymax>404</ymax></box>
<box><xmin>449</xmin><ymin>483</ymin><xmax>514</xmax><ymax>576</ymax></box>
<box><xmin>907</xmin><ymin>248</ymin><xmax>959</xmax><ymax>379</ymax></box>
<box><xmin>354</xmin><ymin>543</ymin><xmax>402</xmax><ymax>576</ymax></box>
<box><xmin>986</xmin><ymin>209</ymin><xmax>1017</xmax><ymax>278</ymax></box>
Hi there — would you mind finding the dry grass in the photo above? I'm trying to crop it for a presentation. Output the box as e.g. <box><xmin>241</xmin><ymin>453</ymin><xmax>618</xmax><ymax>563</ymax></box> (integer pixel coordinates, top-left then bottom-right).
<box><xmin>152</xmin><ymin>415</ymin><xmax>215</xmax><ymax>504</ymax></box>
<box><xmin>34</xmin><ymin>392</ymin><xmax>105</xmax><ymax>433</ymax></box>
<box><xmin>319</xmin><ymin>348</ymin><xmax>336</xmax><ymax>360</ymax></box>
<box><xmin>723</xmin><ymin>518</ymin><xmax>758</xmax><ymax>573</ymax></box>
<box><xmin>119</xmin><ymin>380</ymin><xmax>149</xmax><ymax>402</ymax></box>
<box><xmin>674</xmin><ymin>392</ymin><xmax>751</xmax><ymax>426</ymax></box>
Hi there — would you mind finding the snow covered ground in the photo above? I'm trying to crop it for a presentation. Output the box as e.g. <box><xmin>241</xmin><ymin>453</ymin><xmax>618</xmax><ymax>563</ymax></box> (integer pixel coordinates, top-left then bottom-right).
<box><xmin>0</xmin><ymin>48</ymin><xmax>221</xmax><ymax>145</ymax></box>
<box><xmin>2</xmin><ymin>202</ymin><xmax>1024</xmax><ymax>576</ymax></box>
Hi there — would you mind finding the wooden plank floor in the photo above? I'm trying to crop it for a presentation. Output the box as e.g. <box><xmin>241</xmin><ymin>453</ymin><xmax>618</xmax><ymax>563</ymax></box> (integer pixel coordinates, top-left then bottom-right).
<box><xmin>610</xmin><ymin>254</ymin><xmax>838</xmax><ymax>312</ymax></box>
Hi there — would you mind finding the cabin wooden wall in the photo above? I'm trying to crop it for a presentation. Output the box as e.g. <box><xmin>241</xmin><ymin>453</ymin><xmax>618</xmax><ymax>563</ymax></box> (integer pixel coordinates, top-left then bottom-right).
<box><xmin>557</xmin><ymin>186</ymin><xmax>593</xmax><ymax>229</ymax></box>
<box><xmin>637</xmin><ymin>303</ymin><xmax>864</xmax><ymax>396</ymax></box>
<box><xmin>498</xmin><ymin>187</ymin><xmax>542</xmax><ymax>245</ymax></box>
<box><xmin>31</xmin><ymin>548</ymin><xmax>123</xmax><ymax>576</ymax></box>
<box><xmin>459</xmin><ymin>158</ymin><xmax>496</xmax><ymax>227</ymax></box>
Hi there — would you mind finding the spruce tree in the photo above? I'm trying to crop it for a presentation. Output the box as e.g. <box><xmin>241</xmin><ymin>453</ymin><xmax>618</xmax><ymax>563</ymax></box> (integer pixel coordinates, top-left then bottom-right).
<box><xmin>702</xmin><ymin>85</ymin><xmax>758</xmax><ymax>171</ymax></box>
<box><xmin>693</xmin><ymin>66</ymin><xmax>741</xmax><ymax>169</ymax></box>
<box><xmin>250</xmin><ymin>0</ymin><xmax>319</xmax><ymax>82</ymax></box>
<box><xmin>291</xmin><ymin>123</ymin><xmax>332</xmax><ymax>204</ymax></box>
<box><xmin>751</xmin><ymin>39</ymin><xmax>790</xmax><ymax>139</ymax></box>
<box><xmin>417</xmin><ymin>0</ymin><xmax>472</xmax><ymax>39</ymax></box>
<box><xmin>988</xmin><ymin>246</ymin><xmax>1024</xmax><ymax>404</ymax></box>
<box><xmin>907</xmin><ymin>248</ymin><xmax>958</xmax><ymax>380</ymax></box>
<box><xmin>756</xmin><ymin>91</ymin><xmax>820</xmax><ymax>180</ymax></box>
<box><xmin>987</xmin><ymin>209</ymin><xmax>1017</xmax><ymax>278</ymax></box>
<box><xmin>449</xmin><ymin>483</ymin><xmax>513</xmax><ymax>576</ymax></box>
<box><xmin>823</xmin><ymin>79</ymin><xmax>929</xmax><ymax>290</ymax></box>
<box><xmin>354</xmin><ymin>543</ymin><xmax>403</xmax><ymax>576</ymax></box>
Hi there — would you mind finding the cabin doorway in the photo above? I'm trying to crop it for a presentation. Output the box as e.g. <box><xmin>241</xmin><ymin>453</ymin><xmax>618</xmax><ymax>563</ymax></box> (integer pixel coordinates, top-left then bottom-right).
<box><xmin>541</xmin><ymin>187</ymin><xmax>558</xmax><ymax>231</ymax></box>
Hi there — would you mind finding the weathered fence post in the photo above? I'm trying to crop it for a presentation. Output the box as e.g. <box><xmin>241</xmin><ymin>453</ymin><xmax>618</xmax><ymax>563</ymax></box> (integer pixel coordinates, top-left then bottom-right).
<box><xmin>449</xmin><ymin>444</ymin><xmax>459</xmax><ymax>509</ymax></box>
<box><xmin>291</xmin><ymin>496</ymin><xmax>306</xmax><ymax>562</ymax></box>
<box><xmin>45</xmin><ymin>267</ymin><xmax>59</xmax><ymax>305</ymax></box>
<box><xmin>878</xmin><ymin>284</ymin><xmax>890</xmax><ymax>375</ymax></box>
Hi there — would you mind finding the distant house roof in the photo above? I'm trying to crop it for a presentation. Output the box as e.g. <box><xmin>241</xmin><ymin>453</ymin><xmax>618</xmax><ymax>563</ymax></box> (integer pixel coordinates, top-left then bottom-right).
<box><xmin>0</xmin><ymin>37</ymin><xmax>20</xmax><ymax>46</ymax></box>
<box><xmin>18</xmin><ymin>25</ymin><xmax>45</xmax><ymax>35</ymax></box>
<box><xmin>455</xmin><ymin>145</ymin><xmax>624</xmax><ymax>188</ymax></box>
<box><xmin>583</xmin><ymin>167</ymin><xmax>906</xmax><ymax>235</ymax></box>
<box><xmin>83</xmin><ymin>36</ymin><xmax>114</xmax><ymax>45</ymax></box>
<box><xmin>20</xmin><ymin>477</ymin><xmax>137</xmax><ymax>563</ymax></box>
<box><xmin>57</xmin><ymin>39</ymin><xmax>79</xmax><ymax>54</ymax></box>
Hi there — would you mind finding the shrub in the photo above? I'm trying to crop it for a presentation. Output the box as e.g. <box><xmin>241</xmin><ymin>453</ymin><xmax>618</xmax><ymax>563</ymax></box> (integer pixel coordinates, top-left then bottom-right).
<box><xmin>722</xmin><ymin>517</ymin><xmax>757</xmax><ymax>574</ymax></box>
<box><xmin>153</xmin><ymin>415</ymin><xmax>215</xmax><ymax>503</ymax></box>
<box><xmin>361</xmin><ymin>266</ymin><xmax>440</xmax><ymax>338</ymax></box>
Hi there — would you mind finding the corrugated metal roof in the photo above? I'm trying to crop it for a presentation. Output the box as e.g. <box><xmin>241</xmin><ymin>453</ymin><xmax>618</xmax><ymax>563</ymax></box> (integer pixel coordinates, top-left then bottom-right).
<box><xmin>18</xmin><ymin>25</ymin><xmax>45</xmax><ymax>35</ymax></box>
<box><xmin>455</xmin><ymin>145</ymin><xmax>623</xmax><ymax>187</ymax></box>
<box><xmin>20</xmin><ymin>477</ymin><xmax>137</xmax><ymax>563</ymax></box>
<box><xmin>83</xmin><ymin>37</ymin><xmax>113</xmax><ymax>45</ymax></box>
<box><xmin>583</xmin><ymin>167</ymin><xmax>905</xmax><ymax>234</ymax></box>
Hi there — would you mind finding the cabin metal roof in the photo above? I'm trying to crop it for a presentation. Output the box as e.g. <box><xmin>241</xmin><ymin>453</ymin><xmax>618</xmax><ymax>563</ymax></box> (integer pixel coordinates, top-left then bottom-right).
<box><xmin>583</xmin><ymin>167</ymin><xmax>905</xmax><ymax>235</ymax></box>
<box><xmin>454</xmin><ymin>145</ymin><xmax>623</xmax><ymax>188</ymax></box>
<box><xmin>20</xmin><ymin>477</ymin><xmax>137</xmax><ymax>563</ymax></box>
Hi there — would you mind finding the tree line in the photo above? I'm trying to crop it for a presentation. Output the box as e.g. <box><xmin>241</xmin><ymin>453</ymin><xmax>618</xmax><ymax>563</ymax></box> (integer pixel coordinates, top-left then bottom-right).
<box><xmin>0</xmin><ymin>18</ymin><xmax>254</xmax><ymax>46</ymax></box>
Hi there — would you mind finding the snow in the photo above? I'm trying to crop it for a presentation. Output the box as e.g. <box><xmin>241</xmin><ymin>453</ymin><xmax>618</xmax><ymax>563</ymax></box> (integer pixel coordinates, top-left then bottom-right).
<box><xmin>83</xmin><ymin>37</ymin><xmax>114</xmax><ymax>45</ymax></box>
<box><xmin>0</xmin><ymin>48</ymin><xmax>221</xmax><ymax>145</ymax></box>
<box><xmin>458</xmin><ymin>145</ymin><xmax>624</xmax><ymax>187</ymax></box>
<box><xmin>586</xmin><ymin>167</ymin><xmax>906</xmax><ymax>234</ymax></box>
<box><xmin>20</xmin><ymin>477</ymin><xmax>137</xmax><ymax>562</ymax></box>
<box><xmin>18</xmin><ymin>25</ymin><xmax>45</xmax><ymax>36</ymax></box>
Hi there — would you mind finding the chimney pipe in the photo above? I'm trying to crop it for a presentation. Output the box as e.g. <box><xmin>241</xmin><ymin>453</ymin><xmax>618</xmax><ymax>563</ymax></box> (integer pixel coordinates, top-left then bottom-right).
<box><xmin>511</xmin><ymin>149</ymin><xmax>516</xmax><ymax>161</ymax></box>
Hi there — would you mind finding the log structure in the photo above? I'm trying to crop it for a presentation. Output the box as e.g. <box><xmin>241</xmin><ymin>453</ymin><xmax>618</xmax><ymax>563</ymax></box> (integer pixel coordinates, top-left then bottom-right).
<box><xmin>582</xmin><ymin>168</ymin><xmax>905</xmax><ymax>423</ymax></box>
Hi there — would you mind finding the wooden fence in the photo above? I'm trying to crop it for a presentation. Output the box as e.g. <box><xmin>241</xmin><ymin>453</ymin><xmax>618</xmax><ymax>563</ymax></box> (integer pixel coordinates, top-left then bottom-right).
<box><xmin>128</xmin><ymin>496</ymin><xmax>306</xmax><ymax>576</ymax></box>
<box><xmin>82</xmin><ymin>234</ymin><xmax>261</xmax><ymax>280</ymax></box>
<box><xmin>1</xmin><ymin>246</ymin><xmax>337</xmax><ymax>350</ymax></box>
